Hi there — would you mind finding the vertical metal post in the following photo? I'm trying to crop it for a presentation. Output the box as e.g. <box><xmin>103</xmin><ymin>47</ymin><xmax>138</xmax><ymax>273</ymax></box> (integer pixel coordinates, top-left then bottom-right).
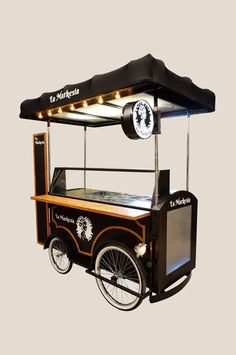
<box><xmin>84</xmin><ymin>126</ymin><xmax>87</xmax><ymax>189</ymax></box>
<box><xmin>186</xmin><ymin>111</ymin><xmax>190</xmax><ymax>191</ymax></box>
<box><xmin>154</xmin><ymin>134</ymin><xmax>160</xmax><ymax>207</ymax></box>
<box><xmin>47</xmin><ymin>120</ymin><xmax>51</xmax><ymax>190</ymax></box>
<box><xmin>153</xmin><ymin>97</ymin><xmax>160</xmax><ymax>208</ymax></box>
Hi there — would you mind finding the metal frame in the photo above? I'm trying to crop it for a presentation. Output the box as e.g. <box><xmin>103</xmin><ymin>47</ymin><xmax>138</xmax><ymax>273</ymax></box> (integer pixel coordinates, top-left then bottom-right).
<box><xmin>153</xmin><ymin>96</ymin><xmax>161</xmax><ymax>209</ymax></box>
<box><xmin>86</xmin><ymin>269</ymin><xmax>191</xmax><ymax>303</ymax></box>
<box><xmin>49</xmin><ymin>166</ymin><xmax>156</xmax><ymax>211</ymax></box>
<box><xmin>52</xmin><ymin>167</ymin><xmax>155</xmax><ymax>173</ymax></box>
<box><xmin>84</xmin><ymin>126</ymin><xmax>87</xmax><ymax>189</ymax></box>
<box><xmin>47</xmin><ymin>104</ymin><xmax>191</xmax><ymax>207</ymax></box>
<box><xmin>49</xmin><ymin>166</ymin><xmax>156</xmax><ymax>193</ymax></box>
<box><xmin>151</xmin><ymin>190</ymin><xmax>198</xmax><ymax>294</ymax></box>
<box><xmin>47</xmin><ymin>120</ymin><xmax>51</xmax><ymax>189</ymax></box>
<box><xmin>86</xmin><ymin>269</ymin><xmax>151</xmax><ymax>300</ymax></box>
<box><xmin>65</xmin><ymin>109</ymin><xmax>121</xmax><ymax>122</ymax></box>
<box><xmin>186</xmin><ymin>110</ymin><xmax>191</xmax><ymax>191</ymax></box>
<box><xmin>44</xmin><ymin>100</ymin><xmax>196</xmax><ymax>306</ymax></box>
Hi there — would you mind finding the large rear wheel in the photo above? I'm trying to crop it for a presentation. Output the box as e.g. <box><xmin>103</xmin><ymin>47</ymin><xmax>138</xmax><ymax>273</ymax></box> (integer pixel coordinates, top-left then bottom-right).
<box><xmin>95</xmin><ymin>243</ymin><xmax>146</xmax><ymax>311</ymax></box>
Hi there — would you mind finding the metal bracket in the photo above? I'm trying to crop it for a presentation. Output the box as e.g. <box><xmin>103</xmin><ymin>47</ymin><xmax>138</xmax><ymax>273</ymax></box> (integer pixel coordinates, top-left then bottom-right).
<box><xmin>86</xmin><ymin>269</ymin><xmax>151</xmax><ymax>300</ymax></box>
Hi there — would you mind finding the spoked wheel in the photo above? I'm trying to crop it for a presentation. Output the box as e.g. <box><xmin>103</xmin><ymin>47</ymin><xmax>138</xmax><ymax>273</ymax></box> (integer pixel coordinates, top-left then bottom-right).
<box><xmin>95</xmin><ymin>243</ymin><xmax>146</xmax><ymax>311</ymax></box>
<box><xmin>48</xmin><ymin>237</ymin><xmax>72</xmax><ymax>274</ymax></box>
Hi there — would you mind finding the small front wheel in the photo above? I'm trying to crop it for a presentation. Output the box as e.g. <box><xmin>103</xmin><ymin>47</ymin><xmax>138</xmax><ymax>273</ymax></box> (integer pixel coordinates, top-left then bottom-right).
<box><xmin>95</xmin><ymin>243</ymin><xmax>146</xmax><ymax>311</ymax></box>
<box><xmin>48</xmin><ymin>237</ymin><xmax>72</xmax><ymax>274</ymax></box>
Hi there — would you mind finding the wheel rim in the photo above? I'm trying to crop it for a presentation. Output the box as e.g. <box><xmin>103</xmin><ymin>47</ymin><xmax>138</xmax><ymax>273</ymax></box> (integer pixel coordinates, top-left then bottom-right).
<box><xmin>49</xmin><ymin>238</ymin><xmax>71</xmax><ymax>273</ymax></box>
<box><xmin>95</xmin><ymin>245</ymin><xmax>143</xmax><ymax>310</ymax></box>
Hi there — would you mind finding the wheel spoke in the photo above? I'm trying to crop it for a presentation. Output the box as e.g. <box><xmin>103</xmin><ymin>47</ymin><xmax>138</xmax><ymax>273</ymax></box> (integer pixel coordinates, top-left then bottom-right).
<box><xmin>120</xmin><ymin>261</ymin><xmax>134</xmax><ymax>274</ymax></box>
<box><xmin>119</xmin><ymin>251</ymin><xmax>127</xmax><ymax>273</ymax></box>
<box><xmin>106</xmin><ymin>251</ymin><xmax>116</xmax><ymax>270</ymax></box>
<box><xmin>100</xmin><ymin>258</ymin><xmax>115</xmax><ymax>274</ymax></box>
<box><xmin>109</xmin><ymin>250</ymin><xmax>117</xmax><ymax>273</ymax></box>
<box><xmin>123</xmin><ymin>278</ymin><xmax>135</xmax><ymax>301</ymax></box>
<box><xmin>115</xmin><ymin>250</ymin><xmax>121</xmax><ymax>271</ymax></box>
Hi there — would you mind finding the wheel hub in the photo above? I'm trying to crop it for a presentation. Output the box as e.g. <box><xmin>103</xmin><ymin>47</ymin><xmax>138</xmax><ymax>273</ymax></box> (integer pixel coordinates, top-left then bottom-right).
<box><xmin>56</xmin><ymin>252</ymin><xmax>64</xmax><ymax>258</ymax></box>
<box><xmin>111</xmin><ymin>275</ymin><xmax>118</xmax><ymax>283</ymax></box>
<box><xmin>116</xmin><ymin>271</ymin><xmax>123</xmax><ymax>278</ymax></box>
<box><xmin>111</xmin><ymin>271</ymin><xmax>124</xmax><ymax>284</ymax></box>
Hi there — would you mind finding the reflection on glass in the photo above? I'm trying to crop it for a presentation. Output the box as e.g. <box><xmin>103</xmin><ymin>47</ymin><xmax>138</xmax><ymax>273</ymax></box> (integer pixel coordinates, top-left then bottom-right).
<box><xmin>166</xmin><ymin>206</ymin><xmax>192</xmax><ymax>275</ymax></box>
<box><xmin>51</xmin><ymin>168</ymin><xmax>153</xmax><ymax>210</ymax></box>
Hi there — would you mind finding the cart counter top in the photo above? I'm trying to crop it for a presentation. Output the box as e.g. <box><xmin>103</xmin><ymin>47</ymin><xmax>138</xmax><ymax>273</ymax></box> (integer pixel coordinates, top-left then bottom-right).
<box><xmin>31</xmin><ymin>194</ymin><xmax>151</xmax><ymax>220</ymax></box>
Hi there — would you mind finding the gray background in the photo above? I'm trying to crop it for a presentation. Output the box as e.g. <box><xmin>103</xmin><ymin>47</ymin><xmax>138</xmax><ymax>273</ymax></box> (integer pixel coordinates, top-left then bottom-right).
<box><xmin>1</xmin><ymin>1</ymin><xmax>235</xmax><ymax>354</ymax></box>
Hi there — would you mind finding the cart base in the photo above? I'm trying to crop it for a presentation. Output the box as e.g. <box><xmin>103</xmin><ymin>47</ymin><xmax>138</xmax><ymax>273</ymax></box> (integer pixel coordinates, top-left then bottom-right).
<box><xmin>86</xmin><ymin>269</ymin><xmax>191</xmax><ymax>303</ymax></box>
<box><xmin>149</xmin><ymin>272</ymin><xmax>191</xmax><ymax>303</ymax></box>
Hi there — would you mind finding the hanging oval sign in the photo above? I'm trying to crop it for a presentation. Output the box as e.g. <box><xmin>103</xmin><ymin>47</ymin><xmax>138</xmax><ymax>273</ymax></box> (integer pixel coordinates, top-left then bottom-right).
<box><xmin>121</xmin><ymin>100</ymin><xmax>154</xmax><ymax>139</ymax></box>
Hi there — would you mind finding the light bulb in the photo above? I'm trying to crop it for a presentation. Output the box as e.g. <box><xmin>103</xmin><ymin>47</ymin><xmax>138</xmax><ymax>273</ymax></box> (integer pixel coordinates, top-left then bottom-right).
<box><xmin>83</xmin><ymin>100</ymin><xmax>88</xmax><ymax>107</ymax></box>
<box><xmin>47</xmin><ymin>110</ymin><xmax>52</xmax><ymax>117</ymax></box>
<box><xmin>58</xmin><ymin>107</ymin><xmax>62</xmax><ymax>114</ymax></box>
<box><xmin>98</xmin><ymin>96</ymin><xmax>103</xmax><ymax>104</ymax></box>
<box><xmin>134</xmin><ymin>243</ymin><xmax>147</xmax><ymax>258</ymax></box>
<box><xmin>70</xmin><ymin>104</ymin><xmax>75</xmax><ymax>111</ymax></box>
<box><xmin>38</xmin><ymin>112</ymin><xmax>43</xmax><ymax>119</ymax></box>
<box><xmin>115</xmin><ymin>91</ymin><xmax>120</xmax><ymax>99</ymax></box>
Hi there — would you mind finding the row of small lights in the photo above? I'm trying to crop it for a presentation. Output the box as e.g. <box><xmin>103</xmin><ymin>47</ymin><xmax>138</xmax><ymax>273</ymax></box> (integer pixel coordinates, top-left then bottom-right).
<box><xmin>37</xmin><ymin>91</ymin><xmax>121</xmax><ymax>119</ymax></box>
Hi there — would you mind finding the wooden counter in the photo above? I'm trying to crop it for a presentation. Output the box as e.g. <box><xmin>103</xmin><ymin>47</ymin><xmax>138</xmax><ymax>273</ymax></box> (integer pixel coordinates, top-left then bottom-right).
<box><xmin>31</xmin><ymin>194</ymin><xmax>151</xmax><ymax>220</ymax></box>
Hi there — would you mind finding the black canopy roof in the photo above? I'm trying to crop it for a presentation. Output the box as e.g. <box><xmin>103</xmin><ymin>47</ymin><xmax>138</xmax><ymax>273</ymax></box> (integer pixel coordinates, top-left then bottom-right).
<box><xmin>20</xmin><ymin>54</ymin><xmax>215</xmax><ymax>127</ymax></box>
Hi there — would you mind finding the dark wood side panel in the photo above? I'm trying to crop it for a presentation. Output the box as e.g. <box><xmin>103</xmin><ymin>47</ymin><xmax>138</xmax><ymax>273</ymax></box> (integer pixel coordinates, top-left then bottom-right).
<box><xmin>33</xmin><ymin>133</ymin><xmax>49</xmax><ymax>244</ymax></box>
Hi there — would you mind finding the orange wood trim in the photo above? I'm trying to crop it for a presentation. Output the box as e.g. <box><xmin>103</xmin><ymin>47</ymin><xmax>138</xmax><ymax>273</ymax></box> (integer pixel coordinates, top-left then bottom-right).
<box><xmin>90</xmin><ymin>226</ymin><xmax>145</xmax><ymax>255</ymax></box>
<box><xmin>33</xmin><ymin>134</ymin><xmax>38</xmax><ymax>243</ymax></box>
<box><xmin>34</xmin><ymin>201</ymin><xmax>50</xmax><ymax>245</ymax></box>
<box><xmin>135</xmin><ymin>220</ymin><xmax>147</xmax><ymax>241</ymax></box>
<box><xmin>50</xmin><ymin>208</ymin><xmax>145</xmax><ymax>257</ymax></box>
<box><xmin>34</xmin><ymin>202</ymin><xmax>41</xmax><ymax>245</ymax></box>
<box><xmin>51</xmin><ymin>207</ymin><xmax>91</xmax><ymax>256</ymax></box>
<box><xmin>31</xmin><ymin>194</ymin><xmax>151</xmax><ymax>220</ymax></box>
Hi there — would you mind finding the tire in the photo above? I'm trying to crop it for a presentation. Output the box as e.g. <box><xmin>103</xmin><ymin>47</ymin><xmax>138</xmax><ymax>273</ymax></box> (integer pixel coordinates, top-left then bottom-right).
<box><xmin>48</xmin><ymin>237</ymin><xmax>73</xmax><ymax>274</ymax></box>
<box><xmin>95</xmin><ymin>243</ymin><xmax>146</xmax><ymax>311</ymax></box>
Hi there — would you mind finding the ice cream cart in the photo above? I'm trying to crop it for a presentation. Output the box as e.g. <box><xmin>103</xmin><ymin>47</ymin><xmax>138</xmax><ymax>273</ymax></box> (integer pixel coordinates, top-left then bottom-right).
<box><xmin>20</xmin><ymin>54</ymin><xmax>215</xmax><ymax>310</ymax></box>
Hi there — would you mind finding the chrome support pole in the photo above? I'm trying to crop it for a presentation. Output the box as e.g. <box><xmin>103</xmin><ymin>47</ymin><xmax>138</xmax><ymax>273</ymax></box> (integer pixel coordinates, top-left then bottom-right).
<box><xmin>153</xmin><ymin>97</ymin><xmax>160</xmax><ymax>209</ymax></box>
<box><xmin>186</xmin><ymin>111</ymin><xmax>190</xmax><ymax>191</ymax></box>
<box><xmin>84</xmin><ymin>126</ymin><xmax>87</xmax><ymax>189</ymax></box>
<box><xmin>154</xmin><ymin>133</ymin><xmax>160</xmax><ymax>207</ymax></box>
<box><xmin>47</xmin><ymin>120</ymin><xmax>51</xmax><ymax>190</ymax></box>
